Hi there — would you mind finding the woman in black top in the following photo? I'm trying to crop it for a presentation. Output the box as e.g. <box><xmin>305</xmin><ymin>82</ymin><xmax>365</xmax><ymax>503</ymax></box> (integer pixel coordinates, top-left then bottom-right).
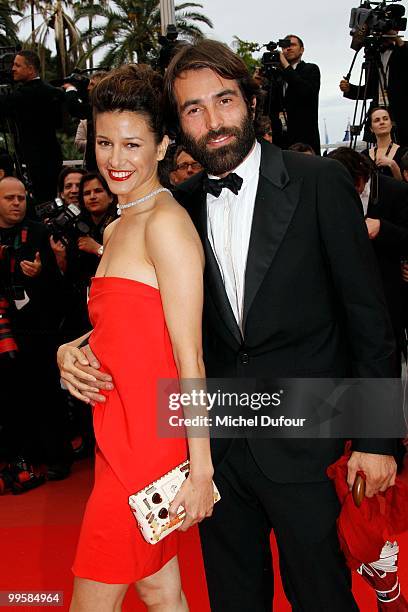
<box><xmin>364</xmin><ymin>106</ymin><xmax>406</xmax><ymax>180</ymax></box>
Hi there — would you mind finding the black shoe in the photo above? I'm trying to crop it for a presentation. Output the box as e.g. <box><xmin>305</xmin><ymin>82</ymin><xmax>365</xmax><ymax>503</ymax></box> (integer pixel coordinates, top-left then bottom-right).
<box><xmin>9</xmin><ymin>458</ymin><xmax>46</xmax><ymax>495</ymax></box>
<box><xmin>46</xmin><ymin>462</ymin><xmax>71</xmax><ymax>481</ymax></box>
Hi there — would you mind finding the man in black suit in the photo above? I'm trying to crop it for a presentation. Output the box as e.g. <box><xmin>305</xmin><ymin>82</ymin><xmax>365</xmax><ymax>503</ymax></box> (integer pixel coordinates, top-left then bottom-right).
<box><xmin>60</xmin><ymin>40</ymin><xmax>398</xmax><ymax>611</ymax></box>
<box><xmin>276</xmin><ymin>34</ymin><xmax>321</xmax><ymax>154</ymax></box>
<box><xmin>164</xmin><ymin>40</ymin><xmax>397</xmax><ymax>611</ymax></box>
<box><xmin>340</xmin><ymin>30</ymin><xmax>408</xmax><ymax>147</ymax></box>
<box><xmin>328</xmin><ymin>147</ymin><xmax>408</xmax><ymax>369</ymax></box>
<box><xmin>0</xmin><ymin>50</ymin><xmax>63</xmax><ymax>204</ymax></box>
<box><xmin>0</xmin><ymin>177</ymin><xmax>71</xmax><ymax>487</ymax></box>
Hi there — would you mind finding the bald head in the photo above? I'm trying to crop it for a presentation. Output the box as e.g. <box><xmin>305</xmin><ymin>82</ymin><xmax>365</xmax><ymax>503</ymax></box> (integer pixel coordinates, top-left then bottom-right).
<box><xmin>0</xmin><ymin>177</ymin><xmax>27</xmax><ymax>228</ymax></box>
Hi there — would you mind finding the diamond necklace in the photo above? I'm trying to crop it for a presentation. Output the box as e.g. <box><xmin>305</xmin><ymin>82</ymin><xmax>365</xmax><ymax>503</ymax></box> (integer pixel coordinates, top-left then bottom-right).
<box><xmin>117</xmin><ymin>187</ymin><xmax>172</xmax><ymax>215</ymax></box>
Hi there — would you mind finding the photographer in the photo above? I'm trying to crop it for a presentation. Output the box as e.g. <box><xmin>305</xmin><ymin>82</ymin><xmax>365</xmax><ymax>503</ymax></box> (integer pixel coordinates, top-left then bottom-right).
<box><xmin>0</xmin><ymin>177</ymin><xmax>72</xmax><ymax>490</ymax></box>
<box><xmin>0</xmin><ymin>51</ymin><xmax>63</xmax><ymax>204</ymax></box>
<box><xmin>63</xmin><ymin>71</ymin><xmax>107</xmax><ymax>172</ymax></box>
<box><xmin>340</xmin><ymin>30</ymin><xmax>408</xmax><ymax>147</ymax></box>
<box><xmin>276</xmin><ymin>35</ymin><xmax>321</xmax><ymax>154</ymax></box>
<box><xmin>59</xmin><ymin>171</ymin><xmax>116</xmax><ymax>339</ymax></box>
<box><xmin>49</xmin><ymin>167</ymin><xmax>86</xmax><ymax>274</ymax></box>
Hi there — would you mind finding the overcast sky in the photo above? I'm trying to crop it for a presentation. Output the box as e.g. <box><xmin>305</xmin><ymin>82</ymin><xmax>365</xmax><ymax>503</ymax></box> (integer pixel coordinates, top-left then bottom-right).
<box><xmin>195</xmin><ymin>0</ymin><xmax>408</xmax><ymax>143</ymax></box>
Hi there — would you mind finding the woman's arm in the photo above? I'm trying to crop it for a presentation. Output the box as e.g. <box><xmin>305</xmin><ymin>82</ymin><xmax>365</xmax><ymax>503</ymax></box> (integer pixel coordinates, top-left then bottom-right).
<box><xmin>376</xmin><ymin>156</ymin><xmax>403</xmax><ymax>180</ymax></box>
<box><xmin>55</xmin><ymin>221</ymin><xmax>119</xmax><ymax>403</ymax></box>
<box><xmin>146</xmin><ymin>201</ymin><xmax>214</xmax><ymax>529</ymax></box>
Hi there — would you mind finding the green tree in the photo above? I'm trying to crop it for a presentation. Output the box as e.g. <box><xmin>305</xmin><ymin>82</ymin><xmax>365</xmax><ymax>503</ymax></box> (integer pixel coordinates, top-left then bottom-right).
<box><xmin>12</xmin><ymin>0</ymin><xmax>43</xmax><ymax>45</ymax></box>
<box><xmin>233</xmin><ymin>36</ymin><xmax>260</xmax><ymax>74</ymax></box>
<box><xmin>0</xmin><ymin>0</ymin><xmax>20</xmax><ymax>46</ymax></box>
<box><xmin>17</xmin><ymin>0</ymin><xmax>84</xmax><ymax>78</ymax></box>
<box><xmin>76</xmin><ymin>0</ymin><xmax>213</xmax><ymax>68</ymax></box>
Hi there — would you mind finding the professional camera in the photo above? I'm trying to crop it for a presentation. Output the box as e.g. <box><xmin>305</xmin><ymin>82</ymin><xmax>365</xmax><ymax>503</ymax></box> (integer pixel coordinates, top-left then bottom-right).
<box><xmin>260</xmin><ymin>39</ymin><xmax>292</xmax><ymax>78</ymax></box>
<box><xmin>35</xmin><ymin>197</ymin><xmax>64</xmax><ymax>222</ymax></box>
<box><xmin>47</xmin><ymin>204</ymin><xmax>91</xmax><ymax>246</ymax></box>
<box><xmin>51</xmin><ymin>69</ymin><xmax>90</xmax><ymax>99</ymax></box>
<box><xmin>36</xmin><ymin>199</ymin><xmax>91</xmax><ymax>245</ymax></box>
<box><xmin>349</xmin><ymin>0</ymin><xmax>407</xmax><ymax>51</ymax></box>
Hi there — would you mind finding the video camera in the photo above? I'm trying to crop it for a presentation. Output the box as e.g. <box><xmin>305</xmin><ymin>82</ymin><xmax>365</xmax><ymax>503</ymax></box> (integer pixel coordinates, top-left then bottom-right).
<box><xmin>35</xmin><ymin>199</ymin><xmax>91</xmax><ymax>246</ymax></box>
<box><xmin>350</xmin><ymin>0</ymin><xmax>407</xmax><ymax>51</ymax></box>
<box><xmin>260</xmin><ymin>38</ymin><xmax>292</xmax><ymax>78</ymax></box>
<box><xmin>51</xmin><ymin>69</ymin><xmax>91</xmax><ymax>100</ymax></box>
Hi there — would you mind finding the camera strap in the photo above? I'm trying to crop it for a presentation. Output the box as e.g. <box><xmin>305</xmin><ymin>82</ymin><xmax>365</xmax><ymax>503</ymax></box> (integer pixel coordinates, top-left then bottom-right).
<box><xmin>8</xmin><ymin>224</ymin><xmax>29</xmax><ymax>275</ymax></box>
<box><xmin>0</xmin><ymin>224</ymin><xmax>31</xmax><ymax>309</ymax></box>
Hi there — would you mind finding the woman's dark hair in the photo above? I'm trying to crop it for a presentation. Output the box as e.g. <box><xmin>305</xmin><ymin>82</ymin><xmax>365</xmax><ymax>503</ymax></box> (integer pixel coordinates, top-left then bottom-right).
<box><xmin>163</xmin><ymin>39</ymin><xmax>260</xmax><ymax>135</ymax></box>
<box><xmin>90</xmin><ymin>64</ymin><xmax>165</xmax><ymax>143</ymax></box>
<box><xmin>78</xmin><ymin>171</ymin><xmax>116</xmax><ymax>210</ymax></box>
<box><xmin>327</xmin><ymin>147</ymin><xmax>372</xmax><ymax>184</ymax></box>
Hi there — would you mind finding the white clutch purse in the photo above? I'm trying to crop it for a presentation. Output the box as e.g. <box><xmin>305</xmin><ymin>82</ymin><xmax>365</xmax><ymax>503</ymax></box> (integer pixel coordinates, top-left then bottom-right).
<box><xmin>128</xmin><ymin>460</ymin><xmax>221</xmax><ymax>544</ymax></box>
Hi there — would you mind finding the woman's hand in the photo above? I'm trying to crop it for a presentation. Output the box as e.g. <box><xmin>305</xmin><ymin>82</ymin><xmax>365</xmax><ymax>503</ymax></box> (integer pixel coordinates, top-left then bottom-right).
<box><xmin>376</xmin><ymin>156</ymin><xmax>394</xmax><ymax>169</ymax></box>
<box><xmin>169</xmin><ymin>471</ymin><xmax>215</xmax><ymax>532</ymax></box>
<box><xmin>57</xmin><ymin>343</ymin><xmax>112</xmax><ymax>403</ymax></box>
<box><xmin>78</xmin><ymin>236</ymin><xmax>101</xmax><ymax>255</ymax></box>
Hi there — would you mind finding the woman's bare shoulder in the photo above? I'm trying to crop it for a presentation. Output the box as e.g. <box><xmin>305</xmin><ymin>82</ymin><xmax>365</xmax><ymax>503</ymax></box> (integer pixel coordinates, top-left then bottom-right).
<box><xmin>103</xmin><ymin>218</ymin><xmax>120</xmax><ymax>244</ymax></box>
<box><xmin>149</xmin><ymin>190</ymin><xmax>193</xmax><ymax>226</ymax></box>
<box><xmin>146</xmin><ymin>191</ymin><xmax>202</xmax><ymax>252</ymax></box>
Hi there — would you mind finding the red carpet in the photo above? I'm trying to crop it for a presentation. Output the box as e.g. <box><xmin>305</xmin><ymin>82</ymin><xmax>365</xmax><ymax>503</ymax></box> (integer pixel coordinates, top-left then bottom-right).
<box><xmin>0</xmin><ymin>458</ymin><xmax>407</xmax><ymax>611</ymax></box>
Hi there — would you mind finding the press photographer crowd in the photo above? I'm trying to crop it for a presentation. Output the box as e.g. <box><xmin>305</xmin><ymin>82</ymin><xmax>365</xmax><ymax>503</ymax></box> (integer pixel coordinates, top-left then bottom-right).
<box><xmin>1</xmin><ymin>0</ymin><xmax>408</xmax><ymax>498</ymax></box>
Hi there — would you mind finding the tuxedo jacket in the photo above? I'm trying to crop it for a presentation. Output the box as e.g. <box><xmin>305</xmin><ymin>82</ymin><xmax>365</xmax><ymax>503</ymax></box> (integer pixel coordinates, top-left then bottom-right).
<box><xmin>344</xmin><ymin>43</ymin><xmax>408</xmax><ymax>147</ymax></box>
<box><xmin>282</xmin><ymin>60</ymin><xmax>321</xmax><ymax>155</ymax></box>
<box><xmin>177</xmin><ymin>142</ymin><xmax>397</xmax><ymax>482</ymax></box>
<box><xmin>366</xmin><ymin>173</ymin><xmax>408</xmax><ymax>349</ymax></box>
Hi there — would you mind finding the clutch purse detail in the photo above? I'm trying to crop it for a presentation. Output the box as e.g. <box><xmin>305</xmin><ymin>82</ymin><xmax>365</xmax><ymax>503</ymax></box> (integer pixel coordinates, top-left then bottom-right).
<box><xmin>129</xmin><ymin>460</ymin><xmax>221</xmax><ymax>544</ymax></box>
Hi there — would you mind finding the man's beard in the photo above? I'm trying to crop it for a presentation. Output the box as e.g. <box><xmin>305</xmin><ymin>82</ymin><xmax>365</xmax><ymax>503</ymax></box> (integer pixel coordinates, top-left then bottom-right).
<box><xmin>180</xmin><ymin>111</ymin><xmax>255</xmax><ymax>176</ymax></box>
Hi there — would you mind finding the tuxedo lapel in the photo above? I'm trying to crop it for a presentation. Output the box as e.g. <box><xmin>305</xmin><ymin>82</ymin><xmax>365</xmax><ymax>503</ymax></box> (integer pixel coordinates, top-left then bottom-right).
<box><xmin>177</xmin><ymin>174</ymin><xmax>242</xmax><ymax>345</ymax></box>
<box><xmin>243</xmin><ymin>144</ymin><xmax>302</xmax><ymax>330</ymax></box>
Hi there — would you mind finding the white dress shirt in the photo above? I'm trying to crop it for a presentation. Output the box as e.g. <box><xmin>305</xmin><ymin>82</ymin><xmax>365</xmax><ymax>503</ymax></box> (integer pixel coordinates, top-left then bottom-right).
<box><xmin>206</xmin><ymin>141</ymin><xmax>261</xmax><ymax>332</ymax></box>
<box><xmin>360</xmin><ymin>177</ymin><xmax>371</xmax><ymax>216</ymax></box>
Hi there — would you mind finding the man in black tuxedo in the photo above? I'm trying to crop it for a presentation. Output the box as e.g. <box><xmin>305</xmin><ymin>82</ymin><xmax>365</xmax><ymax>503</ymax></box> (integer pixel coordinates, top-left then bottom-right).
<box><xmin>60</xmin><ymin>40</ymin><xmax>398</xmax><ymax>611</ymax></box>
<box><xmin>163</xmin><ymin>40</ymin><xmax>397</xmax><ymax>611</ymax></box>
<box><xmin>340</xmin><ymin>31</ymin><xmax>408</xmax><ymax>147</ymax></box>
<box><xmin>275</xmin><ymin>35</ymin><xmax>321</xmax><ymax>154</ymax></box>
<box><xmin>0</xmin><ymin>50</ymin><xmax>63</xmax><ymax>204</ymax></box>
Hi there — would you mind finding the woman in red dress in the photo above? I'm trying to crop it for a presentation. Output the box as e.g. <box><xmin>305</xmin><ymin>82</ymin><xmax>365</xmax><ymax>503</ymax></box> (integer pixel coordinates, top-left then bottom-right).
<box><xmin>57</xmin><ymin>65</ymin><xmax>214</xmax><ymax>611</ymax></box>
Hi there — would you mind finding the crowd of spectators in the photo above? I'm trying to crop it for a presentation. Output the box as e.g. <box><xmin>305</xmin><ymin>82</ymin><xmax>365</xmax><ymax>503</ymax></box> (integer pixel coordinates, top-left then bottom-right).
<box><xmin>1</xmin><ymin>36</ymin><xmax>408</xmax><ymax>494</ymax></box>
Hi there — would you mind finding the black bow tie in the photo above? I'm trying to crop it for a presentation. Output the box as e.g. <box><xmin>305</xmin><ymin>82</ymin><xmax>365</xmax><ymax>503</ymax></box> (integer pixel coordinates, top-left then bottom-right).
<box><xmin>202</xmin><ymin>172</ymin><xmax>243</xmax><ymax>198</ymax></box>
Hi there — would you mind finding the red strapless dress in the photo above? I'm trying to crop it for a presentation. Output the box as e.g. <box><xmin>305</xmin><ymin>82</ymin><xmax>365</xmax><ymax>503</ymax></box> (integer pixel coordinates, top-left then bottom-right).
<box><xmin>72</xmin><ymin>276</ymin><xmax>187</xmax><ymax>584</ymax></box>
